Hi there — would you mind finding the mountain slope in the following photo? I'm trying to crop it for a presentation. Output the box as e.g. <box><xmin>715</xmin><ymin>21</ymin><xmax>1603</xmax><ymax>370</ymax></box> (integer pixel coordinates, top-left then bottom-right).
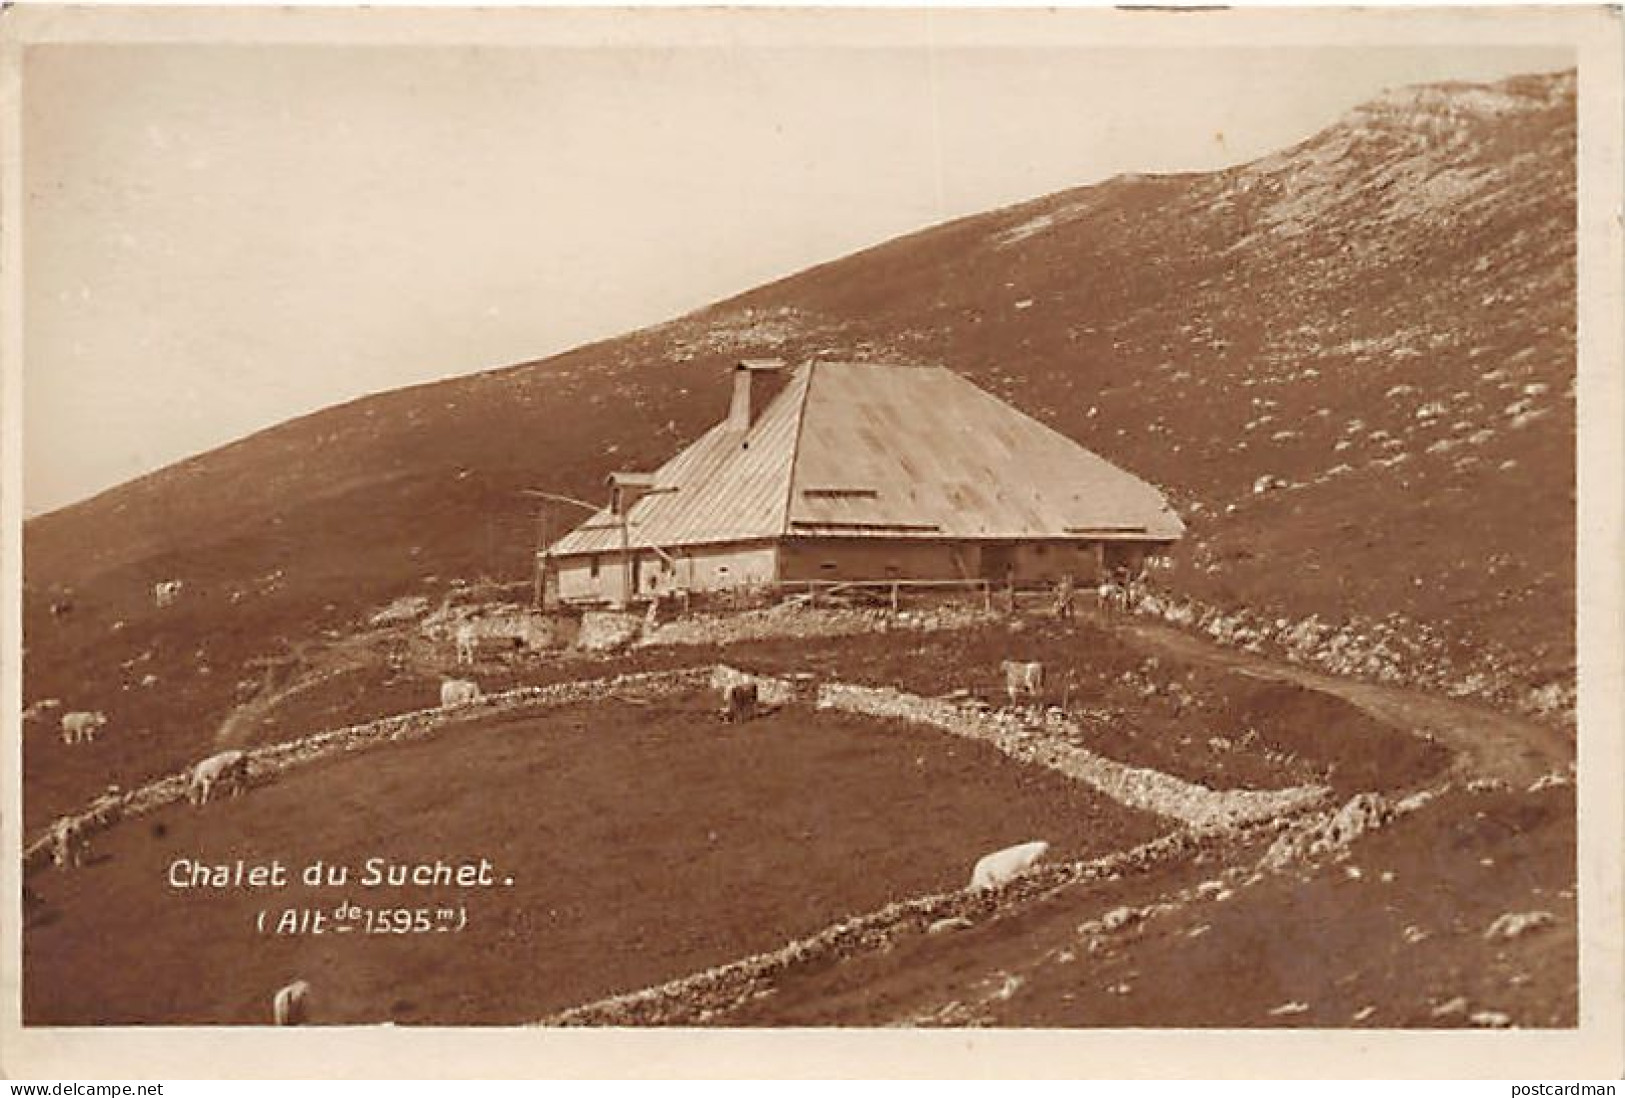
<box><xmin>22</xmin><ymin>70</ymin><xmax>1575</xmax><ymax>826</ymax></box>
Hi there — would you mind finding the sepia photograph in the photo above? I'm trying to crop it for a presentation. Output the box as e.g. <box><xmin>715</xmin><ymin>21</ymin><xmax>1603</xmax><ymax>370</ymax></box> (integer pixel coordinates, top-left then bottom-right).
<box><xmin>2</xmin><ymin>2</ymin><xmax>1621</xmax><ymax>1080</ymax></box>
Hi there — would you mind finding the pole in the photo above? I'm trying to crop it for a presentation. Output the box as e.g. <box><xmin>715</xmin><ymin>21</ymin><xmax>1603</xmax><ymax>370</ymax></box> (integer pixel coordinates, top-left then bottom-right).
<box><xmin>542</xmin><ymin>503</ymin><xmax>555</xmax><ymax>607</ymax></box>
<box><xmin>619</xmin><ymin>508</ymin><xmax>632</xmax><ymax>612</ymax></box>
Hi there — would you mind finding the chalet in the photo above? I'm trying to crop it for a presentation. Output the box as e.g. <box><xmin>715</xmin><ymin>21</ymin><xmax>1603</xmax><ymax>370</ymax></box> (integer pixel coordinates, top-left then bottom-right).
<box><xmin>542</xmin><ymin>359</ymin><xmax>1183</xmax><ymax>607</ymax></box>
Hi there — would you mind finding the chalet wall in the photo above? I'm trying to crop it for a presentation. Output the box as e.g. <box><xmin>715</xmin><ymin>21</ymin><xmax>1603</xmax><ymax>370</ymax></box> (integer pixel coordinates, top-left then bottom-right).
<box><xmin>778</xmin><ymin>538</ymin><xmax>969</xmax><ymax>583</ymax></box>
<box><xmin>779</xmin><ymin>537</ymin><xmax>1112</xmax><ymax>585</ymax></box>
<box><xmin>555</xmin><ymin>536</ymin><xmax>1172</xmax><ymax>603</ymax></box>
<box><xmin>554</xmin><ymin>542</ymin><xmax>777</xmax><ymax>604</ymax></box>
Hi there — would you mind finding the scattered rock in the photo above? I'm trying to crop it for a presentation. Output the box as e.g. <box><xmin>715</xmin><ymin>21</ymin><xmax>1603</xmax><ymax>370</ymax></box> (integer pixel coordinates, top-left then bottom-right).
<box><xmin>1431</xmin><ymin>996</ymin><xmax>1468</xmax><ymax>1018</ymax></box>
<box><xmin>1268</xmin><ymin>1001</ymin><xmax>1310</xmax><ymax>1017</ymax></box>
<box><xmin>927</xmin><ymin>917</ymin><xmax>974</xmax><ymax>936</ymax></box>
<box><xmin>1483</xmin><ymin>910</ymin><xmax>1555</xmax><ymax>941</ymax></box>
<box><xmin>1100</xmin><ymin>905</ymin><xmax>1138</xmax><ymax>932</ymax></box>
<box><xmin>1471</xmin><ymin>1010</ymin><xmax>1513</xmax><ymax>1028</ymax></box>
<box><xmin>369</xmin><ymin>595</ymin><xmax>431</xmax><ymax>626</ymax></box>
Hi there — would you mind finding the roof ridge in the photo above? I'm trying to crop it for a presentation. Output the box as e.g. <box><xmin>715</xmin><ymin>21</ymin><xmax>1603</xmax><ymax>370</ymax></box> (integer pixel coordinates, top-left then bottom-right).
<box><xmin>776</xmin><ymin>360</ymin><xmax>816</xmax><ymax>539</ymax></box>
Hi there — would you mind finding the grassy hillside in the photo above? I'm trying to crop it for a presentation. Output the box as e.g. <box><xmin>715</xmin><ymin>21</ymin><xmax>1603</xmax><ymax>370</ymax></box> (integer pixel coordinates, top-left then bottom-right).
<box><xmin>22</xmin><ymin>69</ymin><xmax>1575</xmax><ymax>826</ymax></box>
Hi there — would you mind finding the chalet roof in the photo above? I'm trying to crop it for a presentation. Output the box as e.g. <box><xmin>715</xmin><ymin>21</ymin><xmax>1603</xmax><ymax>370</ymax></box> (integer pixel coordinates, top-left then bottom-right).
<box><xmin>546</xmin><ymin>361</ymin><xmax>1184</xmax><ymax>557</ymax></box>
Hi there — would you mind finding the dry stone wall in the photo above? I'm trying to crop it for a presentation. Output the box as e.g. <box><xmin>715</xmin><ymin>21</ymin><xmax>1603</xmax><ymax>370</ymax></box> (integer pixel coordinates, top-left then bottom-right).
<box><xmin>708</xmin><ymin>664</ymin><xmax>804</xmax><ymax>707</ymax></box>
<box><xmin>542</xmin><ymin>824</ymin><xmax>1239</xmax><ymax>1027</ymax></box>
<box><xmin>816</xmin><ymin>682</ymin><xmax>1329</xmax><ymax>831</ymax></box>
<box><xmin>640</xmin><ymin>604</ymin><xmax>996</xmax><ymax>649</ymax></box>
<box><xmin>24</xmin><ymin>667</ymin><xmax>710</xmax><ymax>874</ymax></box>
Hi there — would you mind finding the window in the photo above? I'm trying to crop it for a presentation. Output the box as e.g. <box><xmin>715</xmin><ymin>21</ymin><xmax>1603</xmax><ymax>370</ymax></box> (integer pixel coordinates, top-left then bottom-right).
<box><xmin>589</xmin><ymin>555</ymin><xmax>600</xmax><ymax>578</ymax></box>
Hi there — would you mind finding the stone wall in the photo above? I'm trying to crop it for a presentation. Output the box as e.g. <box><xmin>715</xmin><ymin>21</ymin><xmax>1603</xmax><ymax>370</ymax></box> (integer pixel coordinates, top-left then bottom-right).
<box><xmin>575</xmin><ymin>611</ymin><xmax>644</xmax><ymax>652</ymax></box>
<box><xmin>640</xmin><ymin>603</ymin><xmax>996</xmax><ymax>649</ymax></box>
<box><xmin>815</xmin><ymin>682</ymin><xmax>1329</xmax><ymax>831</ymax></box>
<box><xmin>541</xmin><ymin>824</ymin><xmax>1244</xmax><ymax>1027</ymax></box>
<box><xmin>24</xmin><ymin>667</ymin><xmax>710</xmax><ymax>874</ymax></box>
<box><xmin>708</xmin><ymin>665</ymin><xmax>803</xmax><ymax>708</ymax></box>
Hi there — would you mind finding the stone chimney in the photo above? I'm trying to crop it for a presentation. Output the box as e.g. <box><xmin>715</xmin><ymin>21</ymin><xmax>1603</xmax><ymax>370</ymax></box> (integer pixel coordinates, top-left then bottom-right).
<box><xmin>728</xmin><ymin>359</ymin><xmax>784</xmax><ymax>434</ymax></box>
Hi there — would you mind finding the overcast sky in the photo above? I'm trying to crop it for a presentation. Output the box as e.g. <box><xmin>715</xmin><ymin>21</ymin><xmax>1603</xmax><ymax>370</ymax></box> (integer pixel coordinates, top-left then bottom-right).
<box><xmin>21</xmin><ymin>25</ymin><xmax>1569</xmax><ymax>516</ymax></box>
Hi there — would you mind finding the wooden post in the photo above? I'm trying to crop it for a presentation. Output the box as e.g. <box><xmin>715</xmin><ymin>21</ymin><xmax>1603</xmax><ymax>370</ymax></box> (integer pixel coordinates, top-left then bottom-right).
<box><xmin>532</xmin><ymin>504</ymin><xmax>549</xmax><ymax>609</ymax></box>
<box><xmin>618</xmin><ymin>509</ymin><xmax>632</xmax><ymax>612</ymax></box>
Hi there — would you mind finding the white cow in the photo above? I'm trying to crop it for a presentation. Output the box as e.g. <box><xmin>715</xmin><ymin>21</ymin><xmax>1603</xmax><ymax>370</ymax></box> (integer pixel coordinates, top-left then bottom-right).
<box><xmin>969</xmin><ymin>840</ymin><xmax>1050</xmax><ymax>891</ymax></box>
<box><xmin>189</xmin><ymin>749</ymin><xmax>251</xmax><ymax>806</ymax></box>
<box><xmin>273</xmin><ymin>979</ymin><xmax>311</xmax><ymax>1026</ymax></box>
<box><xmin>51</xmin><ymin>817</ymin><xmax>90</xmax><ymax>869</ymax></box>
<box><xmin>59</xmin><ymin>710</ymin><xmax>107</xmax><ymax>745</ymax></box>
<box><xmin>454</xmin><ymin>621</ymin><xmax>478</xmax><ymax>666</ymax></box>
<box><xmin>1000</xmin><ymin>660</ymin><xmax>1044</xmax><ymax>706</ymax></box>
<box><xmin>440</xmin><ymin>677</ymin><xmax>482</xmax><ymax>707</ymax></box>
<box><xmin>153</xmin><ymin>579</ymin><xmax>184</xmax><ymax>608</ymax></box>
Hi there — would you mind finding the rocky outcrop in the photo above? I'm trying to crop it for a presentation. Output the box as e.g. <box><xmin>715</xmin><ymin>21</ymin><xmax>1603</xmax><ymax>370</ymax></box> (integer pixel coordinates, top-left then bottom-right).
<box><xmin>1131</xmin><ymin>589</ymin><xmax>1576</xmax><ymax>729</ymax></box>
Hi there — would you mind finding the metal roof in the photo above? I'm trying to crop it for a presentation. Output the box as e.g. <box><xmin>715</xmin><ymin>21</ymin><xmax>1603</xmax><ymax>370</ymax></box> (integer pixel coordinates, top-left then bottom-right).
<box><xmin>547</xmin><ymin>361</ymin><xmax>1183</xmax><ymax>557</ymax></box>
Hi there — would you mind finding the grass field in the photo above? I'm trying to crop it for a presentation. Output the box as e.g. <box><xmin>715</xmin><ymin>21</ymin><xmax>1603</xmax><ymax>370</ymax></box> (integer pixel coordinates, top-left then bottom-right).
<box><xmin>24</xmin><ymin>691</ymin><xmax>1168</xmax><ymax>1025</ymax></box>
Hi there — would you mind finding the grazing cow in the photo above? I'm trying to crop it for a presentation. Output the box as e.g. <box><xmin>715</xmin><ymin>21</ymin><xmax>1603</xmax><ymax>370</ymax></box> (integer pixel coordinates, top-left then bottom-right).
<box><xmin>969</xmin><ymin>840</ymin><xmax>1050</xmax><ymax>891</ymax></box>
<box><xmin>152</xmin><ymin>579</ymin><xmax>184</xmax><ymax>608</ymax></box>
<box><xmin>273</xmin><ymin>980</ymin><xmax>311</xmax><ymax>1026</ymax></box>
<box><xmin>59</xmin><ymin>710</ymin><xmax>107</xmax><ymax>745</ymax></box>
<box><xmin>440</xmin><ymin>677</ymin><xmax>481</xmax><ymax>708</ymax></box>
<box><xmin>51</xmin><ymin>817</ymin><xmax>90</xmax><ymax>869</ymax></box>
<box><xmin>189</xmin><ymin>750</ymin><xmax>251</xmax><ymax>806</ymax></box>
<box><xmin>721</xmin><ymin>681</ymin><xmax>759</xmax><ymax>723</ymax></box>
<box><xmin>454</xmin><ymin>621</ymin><xmax>478</xmax><ymax>666</ymax></box>
<box><xmin>1000</xmin><ymin>660</ymin><xmax>1044</xmax><ymax>706</ymax></box>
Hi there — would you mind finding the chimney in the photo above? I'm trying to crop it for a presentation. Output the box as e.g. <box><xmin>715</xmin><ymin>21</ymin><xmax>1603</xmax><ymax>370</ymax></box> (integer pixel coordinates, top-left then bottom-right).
<box><xmin>729</xmin><ymin>359</ymin><xmax>784</xmax><ymax>434</ymax></box>
<box><xmin>608</xmin><ymin>471</ymin><xmax>656</xmax><ymax>516</ymax></box>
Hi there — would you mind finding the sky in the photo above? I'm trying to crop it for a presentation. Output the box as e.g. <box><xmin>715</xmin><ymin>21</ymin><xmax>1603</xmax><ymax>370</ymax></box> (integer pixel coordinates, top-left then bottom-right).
<box><xmin>20</xmin><ymin>23</ymin><xmax>1571</xmax><ymax>516</ymax></box>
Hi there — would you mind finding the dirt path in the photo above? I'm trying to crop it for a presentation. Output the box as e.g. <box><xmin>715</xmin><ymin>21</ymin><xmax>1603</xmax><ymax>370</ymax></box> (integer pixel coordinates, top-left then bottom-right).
<box><xmin>1118</xmin><ymin>617</ymin><xmax>1573</xmax><ymax>786</ymax></box>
